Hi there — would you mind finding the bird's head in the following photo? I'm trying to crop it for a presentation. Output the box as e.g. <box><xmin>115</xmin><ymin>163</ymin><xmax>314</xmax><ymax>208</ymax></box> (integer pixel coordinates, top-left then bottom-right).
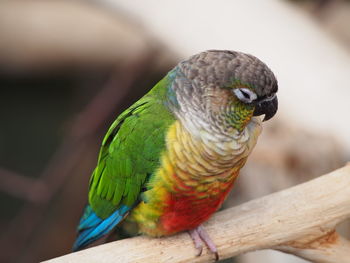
<box><xmin>167</xmin><ymin>50</ymin><xmax>278</xmax><ymax>135</ymax></box>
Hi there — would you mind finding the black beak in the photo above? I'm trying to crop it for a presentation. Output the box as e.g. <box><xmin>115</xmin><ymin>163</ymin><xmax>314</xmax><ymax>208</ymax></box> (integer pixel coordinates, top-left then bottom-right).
<box><xmin>253</xmin><ymin>95</ymin><xmax>278</xmax><ymax>121</ymax></box>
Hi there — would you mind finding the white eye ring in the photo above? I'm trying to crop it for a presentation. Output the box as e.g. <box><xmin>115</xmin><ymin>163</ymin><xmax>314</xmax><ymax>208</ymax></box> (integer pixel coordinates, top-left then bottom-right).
<box><xmin>233</xmin><ymin>88</ymin><xmax>257</xmax><ymax>103</ymax></box>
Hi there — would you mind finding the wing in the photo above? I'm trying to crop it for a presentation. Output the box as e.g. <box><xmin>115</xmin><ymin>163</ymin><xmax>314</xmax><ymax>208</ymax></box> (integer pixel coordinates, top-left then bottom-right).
<box><xmin>73</xmin><ymin>78</ymin><xmax>176</xmax><ymax>250</ymax></box>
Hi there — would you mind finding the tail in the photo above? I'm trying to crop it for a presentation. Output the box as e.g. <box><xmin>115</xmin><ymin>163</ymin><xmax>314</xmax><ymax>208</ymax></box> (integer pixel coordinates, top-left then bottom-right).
<box><xmin>72</xmin><ymin>205</ymin><xmax>130</xmax><ymax>251</ymax></box>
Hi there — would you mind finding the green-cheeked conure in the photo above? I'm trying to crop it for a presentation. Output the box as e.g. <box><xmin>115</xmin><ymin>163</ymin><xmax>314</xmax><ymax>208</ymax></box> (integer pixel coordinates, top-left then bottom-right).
<box><xmin>73</xmin><ymin>50</ymin><xmax>278</xmax><ymax>259</ymax></box>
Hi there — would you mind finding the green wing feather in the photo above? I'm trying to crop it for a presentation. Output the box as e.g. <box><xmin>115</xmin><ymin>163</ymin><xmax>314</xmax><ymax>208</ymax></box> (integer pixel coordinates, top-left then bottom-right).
<box><xmin>88</xmin><ymin>76</ymin><xmax>176</xmax><ymax>219</ymax></box>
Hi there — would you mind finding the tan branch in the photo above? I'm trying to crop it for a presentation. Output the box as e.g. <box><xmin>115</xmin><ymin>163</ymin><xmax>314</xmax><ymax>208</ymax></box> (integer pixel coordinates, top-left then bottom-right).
<box><xmin>276</xmin><ymin>231</ymin><xmax>350</xmax><ymax>263</ymax></box>
<box><xmin>44</xmin><ymin>165</ymin><xmax>350</xmax><ymax>263</ymax></box>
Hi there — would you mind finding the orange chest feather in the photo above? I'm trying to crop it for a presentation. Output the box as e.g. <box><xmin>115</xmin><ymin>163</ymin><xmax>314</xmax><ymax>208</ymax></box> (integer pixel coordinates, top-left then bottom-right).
<box><xmin>131</xmin><ymin>119</ymin><xmax>258</xmax><ymax>236</ymax></box>
<box><xmin>160</xmin><ymin>177</ymin><xmax>235</xmax><ymax>234</ymax></box>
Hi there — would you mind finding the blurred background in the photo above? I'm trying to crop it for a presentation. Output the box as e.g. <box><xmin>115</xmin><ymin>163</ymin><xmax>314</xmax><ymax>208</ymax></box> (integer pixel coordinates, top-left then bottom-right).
<box><xmin>0</xmin><ymin>0</ymin><xmax>349</xmax><ymax>262</ymax></box>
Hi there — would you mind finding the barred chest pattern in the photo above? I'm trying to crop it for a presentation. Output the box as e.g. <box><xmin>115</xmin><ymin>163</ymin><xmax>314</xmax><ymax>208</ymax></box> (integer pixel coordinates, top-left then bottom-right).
<box><xmin>131</xmin><ymin>116</ymin><xmax>262</xmax><ymax>236</ymax></box>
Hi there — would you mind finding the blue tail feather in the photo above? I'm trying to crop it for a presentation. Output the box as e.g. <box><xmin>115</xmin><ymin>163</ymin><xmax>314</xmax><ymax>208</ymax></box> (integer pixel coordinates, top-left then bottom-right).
<box><xmin>73</xmin><ymin>205</ymin><xmax>130</xmax><ymax>251</ymax></box>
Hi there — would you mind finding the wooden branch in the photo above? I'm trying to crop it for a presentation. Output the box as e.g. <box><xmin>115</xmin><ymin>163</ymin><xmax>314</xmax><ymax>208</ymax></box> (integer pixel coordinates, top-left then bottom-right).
<box><xmin>44</xmin><ymin>165</ymin><xmax>350</xmax><ymax>263</ymax></box>
<box><xmin>276</xmin><ymin>231</ymin><xmax>350</xmax><ymax>263</ymax></box>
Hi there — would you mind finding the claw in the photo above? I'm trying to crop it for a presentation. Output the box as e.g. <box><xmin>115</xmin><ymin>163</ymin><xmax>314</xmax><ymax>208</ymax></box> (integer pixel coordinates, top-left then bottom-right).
<box><xmin>188</xmin><ymin>225</ymin><xmax>219</xmax><ymax>261</ymax></box>
<box><xmin>214</xmin><ymin>252</ymin><xmax>219</xmax><ymax>261</ymax></box>
<box><xmin>189</xmin><ymin>228</ymin><xmax>203</xmax><ymax>256</ymax></box>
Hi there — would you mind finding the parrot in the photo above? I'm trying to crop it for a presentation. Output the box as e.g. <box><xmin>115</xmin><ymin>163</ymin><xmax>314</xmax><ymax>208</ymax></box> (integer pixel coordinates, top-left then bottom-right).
<box><xmin>73</xmin><ymin>50</ymin><xmax>278</xmax><ymax>259</ymax></box>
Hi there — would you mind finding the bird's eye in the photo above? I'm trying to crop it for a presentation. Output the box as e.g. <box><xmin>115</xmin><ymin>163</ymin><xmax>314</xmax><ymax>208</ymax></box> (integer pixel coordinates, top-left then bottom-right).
<box><xmin>233</xmin><ymin>88</ymin><xmax>257</xmax><ymax>103</ymax></box>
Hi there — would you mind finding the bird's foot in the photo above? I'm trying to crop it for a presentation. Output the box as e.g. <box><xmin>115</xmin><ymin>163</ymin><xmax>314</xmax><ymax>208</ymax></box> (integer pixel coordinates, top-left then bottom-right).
<box><xmin>188</xmin><ymin>225</ymin><xmax>219</xmax><ymax>261</ymax></box>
